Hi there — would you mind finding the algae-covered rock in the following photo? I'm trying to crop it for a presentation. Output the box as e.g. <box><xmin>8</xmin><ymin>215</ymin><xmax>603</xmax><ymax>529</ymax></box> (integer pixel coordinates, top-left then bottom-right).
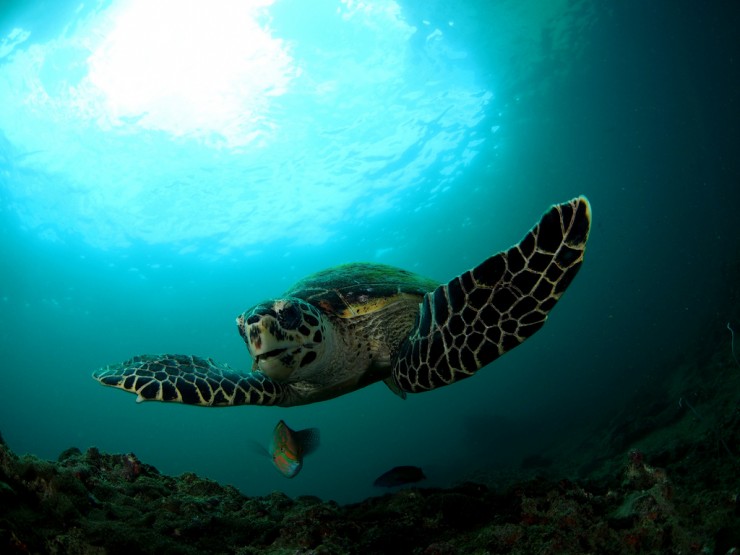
<box><xmin>0</xmin><ymin>435</ymin><xmax>734</xmax><ymax>554</ymax></box>
<box><xmin>2</xmin><ymin>363</ymin><xmax>740</xmax><ymax>555</ymax></box>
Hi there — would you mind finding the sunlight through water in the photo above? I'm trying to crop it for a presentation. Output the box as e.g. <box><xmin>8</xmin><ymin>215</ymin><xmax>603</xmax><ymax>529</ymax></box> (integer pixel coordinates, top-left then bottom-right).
<box><xmin>0</xmin><ymin>0</ymin><xmax>491</xmax><ymax>255</ymax></box>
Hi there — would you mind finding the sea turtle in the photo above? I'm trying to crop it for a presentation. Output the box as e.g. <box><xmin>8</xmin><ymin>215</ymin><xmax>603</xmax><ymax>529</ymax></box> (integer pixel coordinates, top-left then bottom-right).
<box><xmin>93</xmin><ymin>196</ymin><xmax>591</xmax><ymax>407</ymax></box>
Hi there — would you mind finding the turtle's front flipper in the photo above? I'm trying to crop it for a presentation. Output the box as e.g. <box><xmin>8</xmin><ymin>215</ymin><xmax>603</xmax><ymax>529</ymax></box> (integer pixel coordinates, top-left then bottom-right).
<box><xmin>393</xmin><ymin>196</ymin><xmax>591</xmax><ymax>393</ymax></box>
<box><xmin>93</xmin><ymin>354</ymin><xmax>287</xmax><ymax>406</ymax></box>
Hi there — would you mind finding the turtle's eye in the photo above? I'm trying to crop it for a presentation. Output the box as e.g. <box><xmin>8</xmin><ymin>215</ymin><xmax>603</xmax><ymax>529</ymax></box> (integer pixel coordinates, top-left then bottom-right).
<box><xmin>245</xmin><ymin>314</ymin><xmax>261</xmax><ymax>325</ymax></box>
<box><xmin>278</xmin><ymin>303</ymin><xmax>302</xmax><ymax>330</ymax></box>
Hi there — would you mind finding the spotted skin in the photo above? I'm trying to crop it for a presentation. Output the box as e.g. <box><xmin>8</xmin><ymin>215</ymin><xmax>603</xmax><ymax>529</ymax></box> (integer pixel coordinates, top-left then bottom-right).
<box><xmin>92</xmin><ymin>197</ymin><xmax>591</xmax><ymax>407</ymax></box>
<box><xmin>237</xmin><ymin>298</ymin><xmax>328</xmax><ymax>381</ymax></box>
<box><xmin>392</xmin><ymin>196</ymin><xmax>591</xmax><ymax>392</ymax></box>
<box><xmin>93</xmin><ymin>354</ymin><xmax>286</xmax><ymax>406</ymax></box>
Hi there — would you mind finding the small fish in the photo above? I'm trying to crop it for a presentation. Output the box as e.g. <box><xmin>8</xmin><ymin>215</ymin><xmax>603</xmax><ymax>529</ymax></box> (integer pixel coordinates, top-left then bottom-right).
<box><xmin>268</xmin><ymin>420</ymin><xmax>320</xmax><ymax>478</ymax></box>
<box><xmin>373</xmin><ymin>465</ymin><xmax>426</xmax><ymax>487</ymax></box>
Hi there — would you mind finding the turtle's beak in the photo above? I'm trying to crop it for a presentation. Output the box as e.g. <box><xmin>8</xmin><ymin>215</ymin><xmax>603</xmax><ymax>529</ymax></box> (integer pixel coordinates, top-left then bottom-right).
<box><xmin>236</xmin><ymin>312</ymin><xmax>299</xmax><ymax>380</ymax></box>
<box><xmin>236</xmin><ymin>314</ymin><xmax>262</xmax><ymax>349</ymax></box>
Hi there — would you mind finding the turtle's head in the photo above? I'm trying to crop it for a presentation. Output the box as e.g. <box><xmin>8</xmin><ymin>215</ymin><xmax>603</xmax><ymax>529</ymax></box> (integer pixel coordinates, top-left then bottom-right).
<box><xmin>237</xmin><ymin>298</ymin><xmax>327</xmax><ymax>381</ymax></box>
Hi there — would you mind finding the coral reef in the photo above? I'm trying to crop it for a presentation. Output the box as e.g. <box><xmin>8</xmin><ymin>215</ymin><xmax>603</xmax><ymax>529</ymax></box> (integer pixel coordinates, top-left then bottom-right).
<box><xmin>2</xmin><ymin>323</ymin><xmax>739</xmax><ymax>553</ymax></box>
<box><xmin>1</xmin><ymin>404</ymin><xmax>738</xmax><ymax>554</ymax></box>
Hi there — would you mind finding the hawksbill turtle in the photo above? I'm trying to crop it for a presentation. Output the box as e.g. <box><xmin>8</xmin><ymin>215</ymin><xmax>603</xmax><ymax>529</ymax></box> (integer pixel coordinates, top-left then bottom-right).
<box><xmin>93</xmin><ymin>196</ymin><xmax>591</xmax><ymax>407</ymax></box>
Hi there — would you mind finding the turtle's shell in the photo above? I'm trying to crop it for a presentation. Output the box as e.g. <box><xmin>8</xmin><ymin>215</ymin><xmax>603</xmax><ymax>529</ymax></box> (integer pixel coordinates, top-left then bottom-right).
<box><xmin>284</xmin><ymin>262</ymin><xmax>440</xmax><ymax>319</ymax></box>
<box><xmin>92</xmin><ymin>196</ymin><xmax>591</xmax><ymax>408</ymax></box>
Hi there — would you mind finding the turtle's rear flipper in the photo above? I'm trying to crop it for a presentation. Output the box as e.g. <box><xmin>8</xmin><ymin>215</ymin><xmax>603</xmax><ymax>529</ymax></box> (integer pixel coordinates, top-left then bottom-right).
<box><xmin>93</xmin><ymin>354</ymin><xmax>286</xmax><ymax>406</ymax></box>
<box><xmin>393</xmin><ymin>196</ymin><xmax>591</xmax><ymax>393</ymax></box>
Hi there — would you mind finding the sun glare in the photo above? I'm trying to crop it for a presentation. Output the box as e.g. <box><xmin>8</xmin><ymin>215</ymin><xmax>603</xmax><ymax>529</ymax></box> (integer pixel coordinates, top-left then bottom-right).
<box><xmin>87</xmin><ymin>0</ymin><xmax>296</xmax><ymax>146</ymax></box>
<box><xmin>0</xmin><ymin>0</ymin><xmax>491</xmax><ymax>253</ymax></box>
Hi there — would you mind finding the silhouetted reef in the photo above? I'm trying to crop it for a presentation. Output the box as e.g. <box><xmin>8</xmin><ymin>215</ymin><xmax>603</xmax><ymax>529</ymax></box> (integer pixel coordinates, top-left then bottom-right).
<box><xmin>2</xmin><ymin>333</ymin><xmax>739</xmax><ymax>554</ymax></box>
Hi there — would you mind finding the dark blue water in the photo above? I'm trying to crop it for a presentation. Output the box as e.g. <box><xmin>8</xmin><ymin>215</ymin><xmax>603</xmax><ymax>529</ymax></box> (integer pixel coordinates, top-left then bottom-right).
<box><xmin>1</xmin><ymin>1</ymin><xmax>738</xmax><ymax>504</ymax></box>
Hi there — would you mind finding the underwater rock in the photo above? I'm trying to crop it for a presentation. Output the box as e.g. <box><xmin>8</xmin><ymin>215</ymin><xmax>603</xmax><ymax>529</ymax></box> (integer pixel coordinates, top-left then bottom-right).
<box><xmin>0</xmin><ymin>430</ymin><xmax>738</xmax><ymax>554</ymax></box>
<box><xmin>2</xmin><ymin>347</ymin><xmax>740</xmax><ymax>554</ymax></box>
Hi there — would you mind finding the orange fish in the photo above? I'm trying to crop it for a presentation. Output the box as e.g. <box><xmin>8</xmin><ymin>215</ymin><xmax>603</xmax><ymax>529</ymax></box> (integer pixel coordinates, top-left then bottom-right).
<box><xmin>268</xmin><ymin>420</ymin><xmax>320</xmax><ymax>478</ymax></box>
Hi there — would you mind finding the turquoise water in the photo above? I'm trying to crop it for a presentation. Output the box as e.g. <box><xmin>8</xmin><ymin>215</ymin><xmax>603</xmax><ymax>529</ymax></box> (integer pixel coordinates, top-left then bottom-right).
<box><xmin>1</xmin><ymin>1</ymin><xmax>738</xmax><ymax>504</ymax></box>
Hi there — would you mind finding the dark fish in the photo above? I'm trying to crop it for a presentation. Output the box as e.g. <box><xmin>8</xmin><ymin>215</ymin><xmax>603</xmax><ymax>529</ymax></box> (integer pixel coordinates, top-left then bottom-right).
<box><xmin>268</xmin><ymin>420</ymin><xmax>320</xmax><ymax>478</ymax></box>
<box><xmin>373</xmin><ymin>465</ymin><xmax>426</xmax><ymax>487</ymax></box>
